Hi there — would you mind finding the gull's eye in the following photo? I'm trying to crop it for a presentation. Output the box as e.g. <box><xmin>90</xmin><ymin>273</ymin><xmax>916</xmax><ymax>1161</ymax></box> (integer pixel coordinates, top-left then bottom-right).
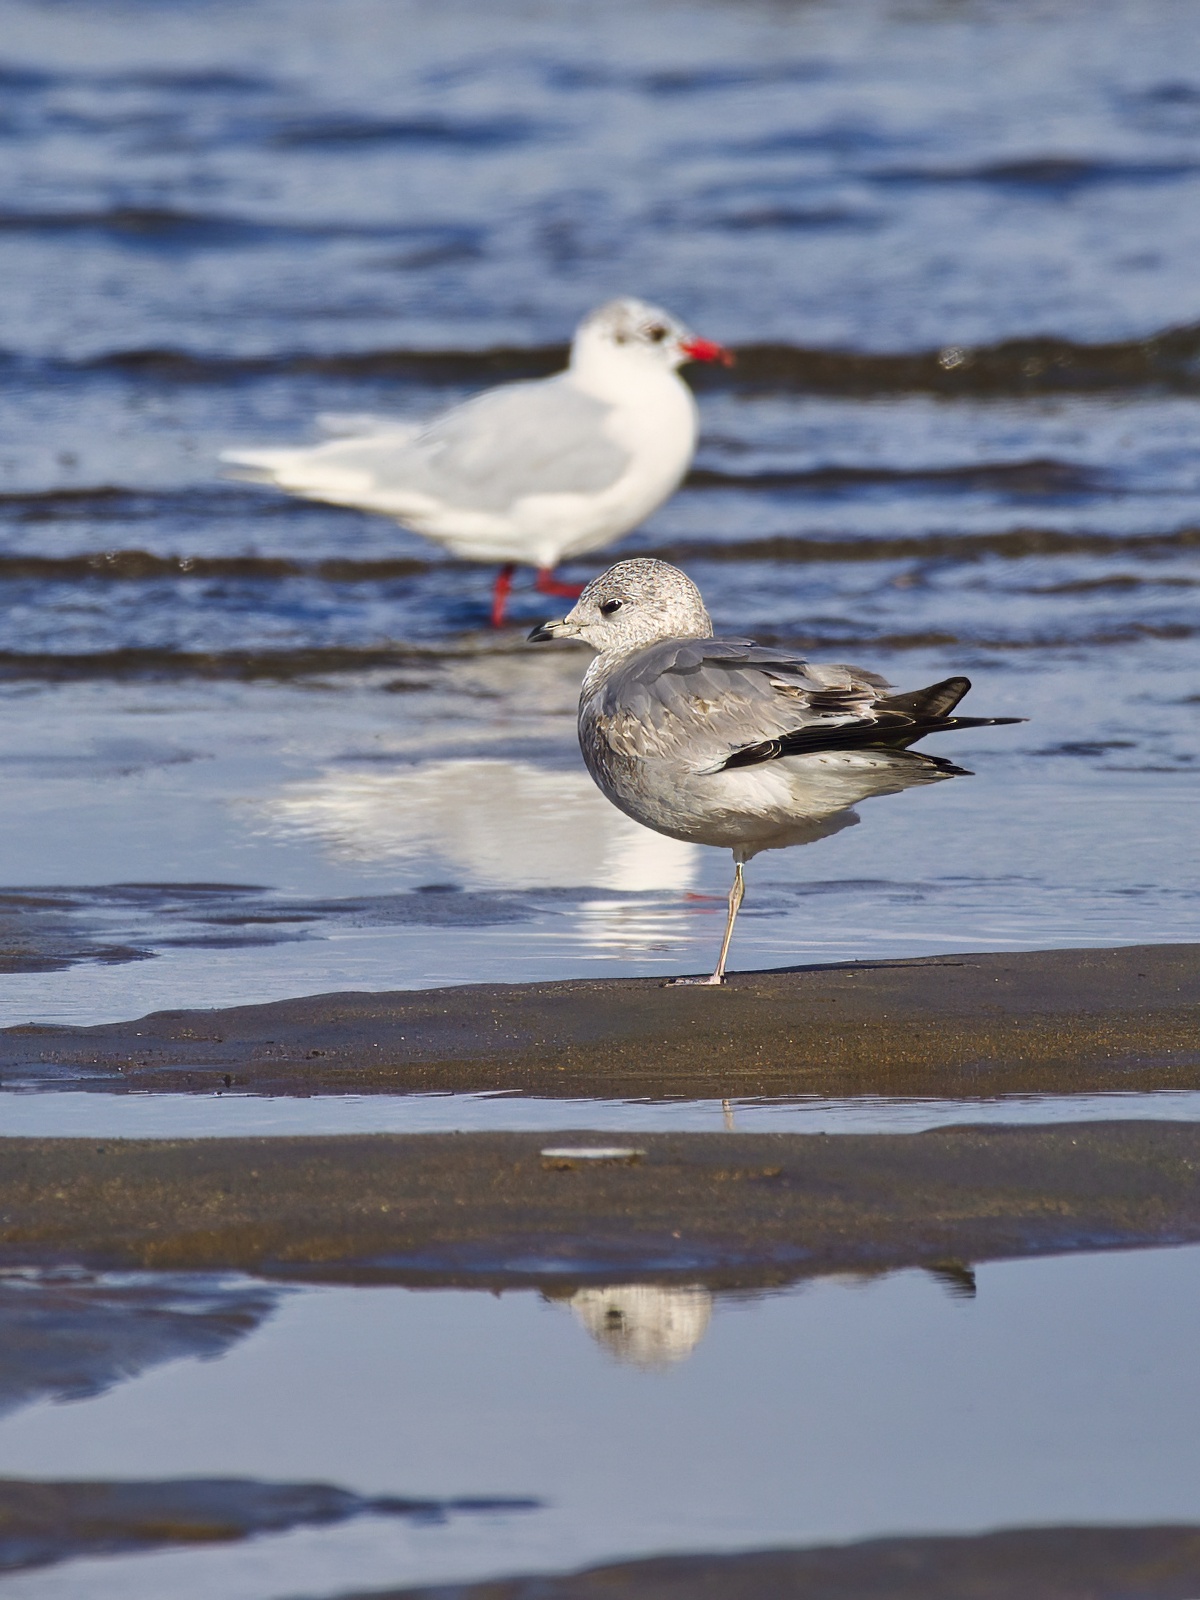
<box><xmin>644</xmin><ymin>324</ymin><xmax>668</xmax><ymax>342</ymax></box>
<box><xmin>599</xmin><ymin>597</ymin><xmax>623</xmax><ymax>615</ymax></box>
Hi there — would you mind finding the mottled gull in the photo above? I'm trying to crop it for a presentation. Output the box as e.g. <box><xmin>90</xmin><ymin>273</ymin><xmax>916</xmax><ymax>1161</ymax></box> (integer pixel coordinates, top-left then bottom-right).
<box><xmin>530</xmin><ymin>558</ymin><xmax>1024</xmax><ymax>985</ymax></box>
<box><xmin>222</xmin><ymin>298</ymin><xmax>731</xmax><ymax>626</ymax></box>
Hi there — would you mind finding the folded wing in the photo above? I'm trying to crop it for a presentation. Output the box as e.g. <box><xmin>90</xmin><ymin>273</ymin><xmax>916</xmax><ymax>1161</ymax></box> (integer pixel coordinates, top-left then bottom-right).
<box><xmin>223</xmin><ymin>376</ymin><xmax>630</xmax><ymax>518</ymax></box>
<box><xmin>595</xmin><ymin>640</ymin><xmax>1021</xmax><ymax>771</ymax></box>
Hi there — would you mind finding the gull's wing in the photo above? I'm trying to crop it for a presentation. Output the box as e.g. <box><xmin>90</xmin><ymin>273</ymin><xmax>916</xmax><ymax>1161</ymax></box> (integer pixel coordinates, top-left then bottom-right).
<box><xmin>315</xmin><ymin>412</ymin><xmax>421</xmax><ymax>439</ymax></box>
<box><xmin>223</xmin><ymin>375</ymin><xmax>630</xmax><ymax>516</ymax></box>
<box><xmin>592</xmin><ymin>638</ymin><xmax>892</xmax><ymax>770</ymax></box>
<box><xmin>592</xmin><ymin>639</ymin><xmax>1020</xmax><ymax>771</ymax></box>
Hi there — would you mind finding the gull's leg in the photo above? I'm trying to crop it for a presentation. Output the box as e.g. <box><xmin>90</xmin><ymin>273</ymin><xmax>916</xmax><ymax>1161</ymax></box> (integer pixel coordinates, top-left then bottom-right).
<box><xmin>490</xmin><ymin>563</ymin><xmax>516</xmax><ymax>628</ymax></box>
<box><xmin>711</xmin><ymin>860</ymin><xmax>746</xmax><ymax>983</ymax></box>
<box><xmin>668</xmin><ymin>861</ymin><xmax>746</xmax><ymax>988</ymax></box>
<box><xmin>535</xmin><ymin>567</ymin><xmax>585</xmax><ymax>600</ymax></box>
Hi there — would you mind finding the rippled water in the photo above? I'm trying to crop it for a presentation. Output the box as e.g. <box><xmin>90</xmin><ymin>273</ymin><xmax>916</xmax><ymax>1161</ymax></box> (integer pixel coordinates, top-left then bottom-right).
<box><xmin>0</xmin><ymin>0</ymin><xmax>1197</xmax><ymax>1022</ymax></box>
<box><xmin>1</xmin><ymin>9</ymin><xmax>1199</xmax><ymax>1598</ymax></box>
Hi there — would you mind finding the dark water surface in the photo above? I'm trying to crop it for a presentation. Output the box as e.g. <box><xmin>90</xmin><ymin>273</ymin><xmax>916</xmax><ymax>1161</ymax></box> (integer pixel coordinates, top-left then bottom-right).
<box><xmin>0</xmin><ymin>0</ymin><xmax>1197</xmax><ymax>1020</ymax></box>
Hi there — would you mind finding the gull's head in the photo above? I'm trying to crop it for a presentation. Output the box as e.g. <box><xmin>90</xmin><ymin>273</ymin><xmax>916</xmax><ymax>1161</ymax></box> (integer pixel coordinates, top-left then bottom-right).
<box><xmin>529</xmin><ymin>559</ymin><xmax>713</xmax><ymax>655</ymax></box>
<box><xmin>570</xmin><ymin>298</ymin><xmax>732</xmax><ymax>383</ymax></box>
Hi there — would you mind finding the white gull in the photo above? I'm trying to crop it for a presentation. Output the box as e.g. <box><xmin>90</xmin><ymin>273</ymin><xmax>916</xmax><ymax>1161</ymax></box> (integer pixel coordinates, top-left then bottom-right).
<box><xmin>221</xmin><ymin>298</ymin><xmax>731</xmax><ymax>626</ymax></box>
<box><xmin>530</xmin><ymin>558</ymin><xmax>1024</xmax><ymax>985</ymax></box>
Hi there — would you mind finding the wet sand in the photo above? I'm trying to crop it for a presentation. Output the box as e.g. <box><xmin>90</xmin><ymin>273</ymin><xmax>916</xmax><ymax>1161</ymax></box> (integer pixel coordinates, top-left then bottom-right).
<box><xmin>0</xmin><ymin>1123</ymin><xmax>1198</xmax><ymax>1286</ymax></box>
<box><xmin>358</xmin><ymin>1525</ymin><xmax>1200</xmax><ymax>1600</ymax></box>
<box><xmin>3</xmin><ymin>943</ymin><xmax>1198</xmax><ymax>1100</ymax></box>
<box><xmin>0</xmin><ymin>1476</ymin><xmax>533</xmax><ymax>1575</ymax></box>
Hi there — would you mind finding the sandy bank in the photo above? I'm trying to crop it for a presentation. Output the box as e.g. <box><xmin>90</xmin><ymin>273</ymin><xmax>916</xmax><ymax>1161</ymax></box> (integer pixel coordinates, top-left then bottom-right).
<box><xmin>352</xmin><ymin>1524</ymin><xmax>1200</xmax><ymax>1600</ymax></box>
<box><xmin>0</xmin><ymin>1123</ymin><xmax>1197</xmax><ymax>1286</ymax></box>
<box><xmin>3</xmin><ymin>943</ymin><xmax>1198</xmax><ymax>1099</ymax></box>
<box><xmin>0</xmin><ymin>1476</ymin><xmax>525</xmax><ymax>1576</ymax></box>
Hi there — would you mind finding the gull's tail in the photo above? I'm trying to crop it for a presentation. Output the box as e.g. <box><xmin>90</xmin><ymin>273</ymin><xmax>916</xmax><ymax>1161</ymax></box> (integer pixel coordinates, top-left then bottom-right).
<box><xmin>219</xmin><ymin>445</ymin><xmax>308</xmax><ymax>484</ymax></box>
<box><xmin>875</xmin><ymin>675</ymin><xmax>1026</xmax><ymax>746</ymax></box>
<box><xmin>219</xmin><ymin>420</ymin><xmax>423</xmax><ymax>503</ymax></box>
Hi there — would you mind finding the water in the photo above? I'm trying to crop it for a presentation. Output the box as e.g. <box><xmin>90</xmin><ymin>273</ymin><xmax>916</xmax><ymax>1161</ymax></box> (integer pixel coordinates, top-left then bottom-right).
<box><xmin>0</xmin><ymin>7</ymin><xmax>1198</xmax><ymax>1594</ymax></box>
<box><xmin>0</xmin><ymin>0</ymin><xmax>1197</xmax><ymax>1021</ymax></box>
<box><xmin>7</xmin><ymin>1087</ymin><xmax>1200</xmax><ymax>1138</ymax></box>
<box><xmin>0</xmin><ymin>1245</ymin><xmax>1198</xmax><ymax>1597</ymax></box>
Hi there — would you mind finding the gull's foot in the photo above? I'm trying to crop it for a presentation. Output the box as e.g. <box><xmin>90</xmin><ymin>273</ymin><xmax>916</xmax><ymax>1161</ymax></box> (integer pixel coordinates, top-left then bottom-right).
<box><xmin>665</xmin><ymin>973</ymin><xmax>725</xmax><ymax>987</ymax></box>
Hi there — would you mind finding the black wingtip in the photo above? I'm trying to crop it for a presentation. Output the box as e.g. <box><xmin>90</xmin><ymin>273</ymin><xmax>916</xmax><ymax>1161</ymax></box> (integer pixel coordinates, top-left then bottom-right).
<box><xmin>929</xmin><ymin>1261</ymin><xmax>978</xmax><ymax>1300</ymax></box>
<box><xmin>882</xmin><ymin>675</ymin><xmax>973</xmax><ymax>719</ymax></box>
<box><xmin>905</xmin><ymin>713</ymin><xmax>1027</xmax><ymax>740</ymax></box>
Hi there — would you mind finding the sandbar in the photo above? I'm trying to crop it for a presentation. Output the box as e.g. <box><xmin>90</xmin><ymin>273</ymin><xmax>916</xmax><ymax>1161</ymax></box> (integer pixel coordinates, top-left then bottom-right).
<box><xmin>351</xmin><ymin>1524</ymin><xmax>1200</xmax><ymax>1600</ymax></box>
<box><xmin>3</xmin><ymin>943</ymin><xmax>1198</xmax><ymax>1100</ymax></box>
<box><xmin>0</xmin><ymin>1123</ymin><xmax>1197</xmax><ymax>1287</ymax></box>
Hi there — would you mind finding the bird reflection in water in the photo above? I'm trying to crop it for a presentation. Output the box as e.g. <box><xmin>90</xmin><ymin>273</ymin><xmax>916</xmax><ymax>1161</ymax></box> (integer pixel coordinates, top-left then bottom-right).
<box><xmin>262</xmin><ymin>758</ymin><xmax>698</xmax><ymax>894</ymax></box>
<box><xmin>554</xmin><ymin>1267</ymin><xmax>974</xmax><ymax>1370</ymax></box>
<box><xmin>553</xmin><ymin>1284</ymin><xmax>714</xmax><ymax>1368</ymax></box>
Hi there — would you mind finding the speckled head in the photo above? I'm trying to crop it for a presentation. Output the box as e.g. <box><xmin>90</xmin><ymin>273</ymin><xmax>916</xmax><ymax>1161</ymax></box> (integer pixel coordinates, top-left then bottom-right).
<box><xmin>528</xmin><ymin>558</ymin><xmax>713</xmax><ymax>655</ymax></box>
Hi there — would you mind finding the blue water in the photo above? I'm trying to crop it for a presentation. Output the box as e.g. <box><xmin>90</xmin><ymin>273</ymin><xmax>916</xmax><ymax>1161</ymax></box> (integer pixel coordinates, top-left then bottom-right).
<box><xmin>2</xmin><ymin>1246</ymin><xmax>1200</xmax><ymax>1598</ymax></box>
<box><xmin>0</xmin><ymin>11</ymin><xmax>1198</xmax><ymax>1597</ymax></box>
<box><xmin>0</xmin><ymin>0</ymin><xmax>1198</xmax><ymax>1021</ymax></box>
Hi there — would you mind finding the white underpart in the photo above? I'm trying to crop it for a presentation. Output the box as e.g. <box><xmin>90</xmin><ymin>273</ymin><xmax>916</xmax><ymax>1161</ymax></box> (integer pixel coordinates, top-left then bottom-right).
<box><xmin>221</xmin><ymin>312</ymin><xmax>699</xmax><ymax>571</ymax></box>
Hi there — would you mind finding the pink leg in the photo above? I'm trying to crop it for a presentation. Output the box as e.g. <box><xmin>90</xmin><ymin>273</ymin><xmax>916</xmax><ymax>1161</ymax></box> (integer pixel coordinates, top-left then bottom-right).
<box><xmin>667</xmin><ymin>861</ymin><xmax>745</xmax><ymax>988</ymax></box>
<box><xmin>535</xmin><ymin>567</ymin><xmax>584</xmax><ymax>600</ymax></box>
<box><xmin>490</xmin><ymin>563</ymin><xmax>516</xmax><ymax>628</ymax></box>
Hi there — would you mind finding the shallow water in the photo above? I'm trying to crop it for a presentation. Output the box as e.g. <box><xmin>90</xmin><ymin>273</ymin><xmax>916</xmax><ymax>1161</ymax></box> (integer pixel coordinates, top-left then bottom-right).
<box><xmin>0</xmin><ymin>0</ymin><xmax>1198</xmax><ymax>1021</ymax></box>
<box><xmin>0</xmin><ymin>1244</ymin><xmax>1198</xmax><ymax>1597</ymax></box>
<box><xmin>6</xmin><ymin>1087</ymin><xmax>1200</xmax><ymax>1138</ymax></box>
<box><xmin>1</xmin><ymin>9</ymin><xmax>1197</xmax><ymax>1595</ymax></box>
<box><xmin>0</xmin><ymin>675</ymin><xmax>1191</xmax><ymax>1024</ymax></box>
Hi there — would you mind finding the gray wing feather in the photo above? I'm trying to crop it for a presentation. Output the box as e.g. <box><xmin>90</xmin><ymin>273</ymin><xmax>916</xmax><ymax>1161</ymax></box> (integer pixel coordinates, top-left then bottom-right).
<box><xmin>594</xmin><ymin>638</ymin><xmax>892</xmax><ymax>769</ymax></box>
<box><xmin>320</xmin><ymin>376</ymin><xmax>630</xmax><ymax>513</ymax></box>
<box><xmin>315</xmin><ymin>412</ymin><xmax>418</xmax><ymax>438</ymax></box>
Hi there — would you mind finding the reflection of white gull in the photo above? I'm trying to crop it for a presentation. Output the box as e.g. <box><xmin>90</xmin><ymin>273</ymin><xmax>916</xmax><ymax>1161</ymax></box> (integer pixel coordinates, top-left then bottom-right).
<box><xmin>565</xmin><ymin>1284</ymin><xmax>713</xmax><ymax>1368</ymax></box>
<box><xmin>262</xmin><ymin>757</ymin><xmax>698</xmax><ymax>893</ymax></box>
<box><xmin>221</xmin><ymin>298</ymin><xmax>730</xmax><ymax>626</ymax></box>
<box><xmin>532</xmin><ymin>559</ymin><xmax>1023</xmax><ymax>984</ymax></box>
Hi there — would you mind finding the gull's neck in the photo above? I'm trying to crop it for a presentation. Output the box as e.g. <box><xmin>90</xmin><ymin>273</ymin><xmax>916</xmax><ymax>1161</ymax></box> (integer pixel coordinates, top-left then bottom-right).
<box><xmin>581</xmin><ymin>622</ymin><xmax>711</xmax><ymax>697</ymax></box>
<box><xmin>569</xmin><ymin>341</ymin><xmax>680</xmax><ymax>404</ymax></box>
<box><xmin>581</xmin><ymin>648</ymin><xmax>627</xmax><ymax>699</ymax></box>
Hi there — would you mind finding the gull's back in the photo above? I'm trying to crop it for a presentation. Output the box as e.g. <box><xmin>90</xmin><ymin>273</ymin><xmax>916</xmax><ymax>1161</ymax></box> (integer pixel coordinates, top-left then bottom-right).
<box><xmin>580</xmin><ymin>635</ymin><xmax>966</xmax><ymax>856</ymax></box>
<box><xmin>226</xmin><ymin>374</ymin><xmax>626</xmax><ymax>515</ymax></box>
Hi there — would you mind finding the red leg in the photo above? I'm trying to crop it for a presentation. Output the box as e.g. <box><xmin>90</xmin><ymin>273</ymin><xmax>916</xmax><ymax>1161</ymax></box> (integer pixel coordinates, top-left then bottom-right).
<box><xmin>490</xmin><ymin>563</ymin><xmax>516</xmax><ymax>628</ymax></box>
<box><xmin>535</xmin><ymin>567</ymin><xmax>584</xmax><ymax>600</ymax></box>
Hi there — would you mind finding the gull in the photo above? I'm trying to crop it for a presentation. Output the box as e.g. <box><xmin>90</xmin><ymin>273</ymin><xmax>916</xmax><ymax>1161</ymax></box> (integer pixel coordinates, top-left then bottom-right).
<box><xmin>564</xmin><ymin>1284</ymin><xmax>713</xmax><ymax>1367</ymax></box>
<box><xmin>221</xmin><ymin>298</ymin><xmax>731</xmax><ymax>627</ymax></box>
<box><xmin>530</xmin><ymin>558</ymin><xmax>1024</xmax><ymax>985</ymax></box>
